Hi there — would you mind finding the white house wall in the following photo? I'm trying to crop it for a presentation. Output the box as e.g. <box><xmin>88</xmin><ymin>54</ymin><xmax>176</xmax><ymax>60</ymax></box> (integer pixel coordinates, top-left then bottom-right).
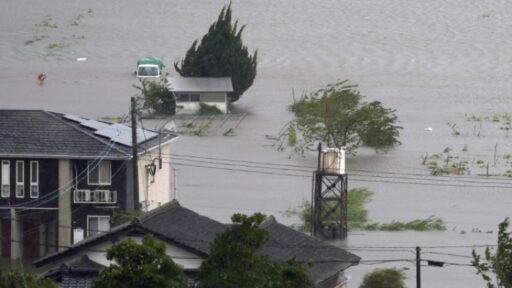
<box><xmin>137</xmin><ymin>142</ymin><xmax>172</xmax><ymax>211</ymax></box>
<box><xmin>176</xmin><ymin>92</ymin><xmax>227</xmax><ymax>114</ymax></box>
<box><xmin>42</xmin><ymin>234</ymin><xmax>204</xmax><ymax>272</ymax></box>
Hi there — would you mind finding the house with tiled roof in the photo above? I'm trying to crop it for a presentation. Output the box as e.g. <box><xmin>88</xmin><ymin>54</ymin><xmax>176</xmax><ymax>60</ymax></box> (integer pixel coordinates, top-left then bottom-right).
<box><xmin>35</xmin><ymin>200</ymin><xmax>360</xmax><ymax>288</ymax></box>
<box><xmin>0</xmin><ymin>109</ymin><xmax>177</xmax><ymax>261</ymax></box>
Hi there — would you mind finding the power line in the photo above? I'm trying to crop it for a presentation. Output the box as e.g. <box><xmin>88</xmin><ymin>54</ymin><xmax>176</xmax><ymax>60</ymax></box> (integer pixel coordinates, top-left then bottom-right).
<box><xmin>165</xmin><ymin>153</ymin><xmax>512</xmax><ymax>186</ymax></box>
<box><xmin>165</xmin><ymin>152</ymin><xmax>512</xmax><ymax>182</ymax></box>
<box><xmin>167</xmin><ymin>161</ymin><xmax>512</xmax><ymax>189</ymax></box>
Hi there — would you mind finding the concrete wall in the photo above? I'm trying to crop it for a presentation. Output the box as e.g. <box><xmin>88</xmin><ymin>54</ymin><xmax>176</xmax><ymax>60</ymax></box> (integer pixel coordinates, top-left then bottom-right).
<box><xmin>137</xmin><ymin>142</ymin><xmax>172</xmax><ymax>211</ymax></box>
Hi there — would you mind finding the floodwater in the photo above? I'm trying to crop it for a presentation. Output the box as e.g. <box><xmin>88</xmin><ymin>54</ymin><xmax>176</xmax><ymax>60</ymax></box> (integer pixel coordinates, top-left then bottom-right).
<box><xmin>2</xmin><ymin>0</ymin><xmax>512</xmax><ymax>286</ymax></box>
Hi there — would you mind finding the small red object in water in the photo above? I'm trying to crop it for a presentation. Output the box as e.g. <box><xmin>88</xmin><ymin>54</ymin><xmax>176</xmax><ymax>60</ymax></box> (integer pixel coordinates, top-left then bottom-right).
<box><xmin>37</xmin><ymin>73</ymin><xmax>46</xmax><ymax>84</ymax></box>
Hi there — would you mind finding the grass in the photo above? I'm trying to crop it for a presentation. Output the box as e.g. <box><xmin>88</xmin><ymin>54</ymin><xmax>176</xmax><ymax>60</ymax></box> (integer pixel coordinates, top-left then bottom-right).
<box><xmin>24</xmin><ymin>35</ymin><xmax>47</xmax><ymax>45</ymax></box>
<box><xmin>35</xmin><ymin>19</ymin><xmax>58</xmax><ymax>29</ymax></box>
<box><xmin>100</xmin><ymin>115</ymin><xmax>124</xmax><ymax>123</ymax></box>
<box><xmin>198</xmin><ymin>103</ymin><xmax>223</xmax><ymax>115</ymax></box>
<box><xmin>178</xmin><ymin>121</ymin><xmax>211</xmax><ymax>136</ymax></box>
<box><xmin>364</xmin><ymin>216</ymin><xmax>446</xmax><ymax>231</ymax></box>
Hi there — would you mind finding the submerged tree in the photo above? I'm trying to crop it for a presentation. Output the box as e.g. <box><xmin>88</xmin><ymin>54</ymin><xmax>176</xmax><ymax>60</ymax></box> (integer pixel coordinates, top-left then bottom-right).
<box><xmin>359</xmin><ymin>268</ymin><xmax>406</xmax><ymax>288</ymax></box>
<box><xmin>134</xmin><ymin>77</ymin><xmax>175</xmax><ymax>115</ymax></box>
<box><xmin>472</xmin><ymin>218</ymin><xmax>512</xmax><ymax>288</ymax></box>
<box><xmin>175</xmin><ymin>4</ymin><xmax>257</xmax><ymax>102</ymax></box>
<box><xmin>289</xmin><ymin>80</ymin><xmax>401</xmax><ymax>154</ymax></box>
<box><xmin>92</xmin><ymin>235</ymin><xmax>187</xmax><ymax>288</ymax></box>
<box><xmin>197</xmin><ymin>213</ymin><xmax>314</xmax><ymax>288</ymax></box>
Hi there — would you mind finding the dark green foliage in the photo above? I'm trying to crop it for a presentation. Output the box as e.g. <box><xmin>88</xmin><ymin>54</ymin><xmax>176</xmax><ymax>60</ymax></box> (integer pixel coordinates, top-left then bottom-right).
<box><xmin>472</xmin><ymin>218</ymin><xmax>512</xmax><ymax>288</ymax></box>
<box><xmin>290</xmin><ymin>80</ymin><xmax>401</xmax><ymax>154</ymax></box>
<box><xmin>197</xmin><ymin>213</ymin><xmax>314</xmax><ymax>288</ymax></box>
<box><xmin>111</xmin><ymin>209</ymin><xmax>145</xmax><ymax>227</ymax></box>
<box><xmin>359</xmin><ymin>268</ymin><xmax>406</xmax><ymax>288</ymax></box>
<box><xmin>92</xmin><ymin>235</ymin><xmax>187</xmax><ymax>288</ymax></box>
<box><xmin>175</xmin><ymin>4</ymin><xmax>257</xmax><ymax>102</ymax></box>
<box><xmin>0</xmin><ymin>270</ymin><xmax>58</xmax><ymax>288</ymax></box>
<box><xmin>198</xmin><ymin>103</ymin><xmax>223</xmax><ymax>115</ymax></box>
<box><xmin>270</xmin><ymin>260</ymin><xmax>315</xmax><ymax>288</ymax></box>
<box><xmin>134</xmin><ymin>77</ymin><xmax>176</xmax><ymax>115</ymax></box>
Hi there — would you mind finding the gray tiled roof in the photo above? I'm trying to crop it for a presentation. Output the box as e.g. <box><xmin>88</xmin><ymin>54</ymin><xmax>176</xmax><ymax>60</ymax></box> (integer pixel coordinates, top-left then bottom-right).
<box><xmin>35</xmin><ymin>200</ymin><xmax>359</xmax><ymax>285</ymax></box>
<box><xmin>0</xmin><ymin>110</ymin><xmax>177</xmax><ymax>159</ymax></box>
<box><xmin>42</xmin><ymin>255</ymin><xmax>104</xmax><ymax>288</ymax></box>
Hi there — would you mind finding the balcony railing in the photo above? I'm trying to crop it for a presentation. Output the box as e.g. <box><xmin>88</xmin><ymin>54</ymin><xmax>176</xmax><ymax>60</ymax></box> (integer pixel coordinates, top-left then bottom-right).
<box><xmin>74</xmin><ymin>189</ymin><xmax>117</xmax><ymax>204</ymax></box>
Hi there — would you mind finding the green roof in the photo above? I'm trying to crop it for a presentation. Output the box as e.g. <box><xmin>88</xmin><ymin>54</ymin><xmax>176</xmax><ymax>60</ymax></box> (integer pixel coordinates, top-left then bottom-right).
<box><xmin>137</xmin><ymin>56</ymin><xmax>165</xmax><ymax>69</ymax></box>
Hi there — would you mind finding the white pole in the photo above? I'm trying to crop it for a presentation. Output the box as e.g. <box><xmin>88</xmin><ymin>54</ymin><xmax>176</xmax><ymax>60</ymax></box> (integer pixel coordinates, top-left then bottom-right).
<box><xmin>172</xmin><ymin>167</ymin><xmax>179</xmax><ymax>200</ymax></box>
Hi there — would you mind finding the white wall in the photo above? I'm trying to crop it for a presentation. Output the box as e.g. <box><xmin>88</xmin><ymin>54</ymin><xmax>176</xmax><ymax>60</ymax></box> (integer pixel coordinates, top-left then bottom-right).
<box><xmin>42</xmin><ymin>233</ymin><xmax>204</xmax><ymax>272</ymax></box>
<box><xmin>137</xmin><ymin>142</ymin><xmax>172</xmax><ymax>211</ymax></box>
<box><xmin>176</xmin><ymin>92</ymin><xmax>227</xmax><ymax>114</ymax></box>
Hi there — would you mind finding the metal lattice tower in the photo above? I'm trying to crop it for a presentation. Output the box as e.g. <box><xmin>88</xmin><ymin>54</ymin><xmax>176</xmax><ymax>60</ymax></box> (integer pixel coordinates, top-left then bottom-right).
<box><xmin>311</xmin><ymin>144</ymin><xmax>348</xmax><ymax>240</ymax></box>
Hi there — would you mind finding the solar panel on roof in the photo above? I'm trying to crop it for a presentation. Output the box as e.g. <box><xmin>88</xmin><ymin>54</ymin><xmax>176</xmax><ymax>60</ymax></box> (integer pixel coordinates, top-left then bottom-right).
<box><xmin>80</xmin><ymin>119</ymin><xmax>110</xmax><ymax>130</ymax></box>
<box><xmin>63</xmin><ymin>114</ymin><xmax>85</xmax><ymax>123</ymax></box>
<box><xmin>93</xmin><ymin>124</ymin><xmax>158</xmax><ymax>147</ymax></box>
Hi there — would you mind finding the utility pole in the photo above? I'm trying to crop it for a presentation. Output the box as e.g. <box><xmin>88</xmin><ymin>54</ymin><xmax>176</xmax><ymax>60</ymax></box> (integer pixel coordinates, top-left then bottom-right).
<box><xmin>416</xmin><ymin>246</ymin><xmax>421</xmax><ymax>288</ymax></box>
<box><xmin>131</xmin><ymin>97</ymin><xmax>139</xmax><ymax>209</ymax></box>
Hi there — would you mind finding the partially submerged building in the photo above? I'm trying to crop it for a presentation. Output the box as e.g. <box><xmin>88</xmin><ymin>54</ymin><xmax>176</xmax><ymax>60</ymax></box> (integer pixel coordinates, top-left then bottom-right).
<box><xmin>168</xmin><ymin>76</ymin><xmax>233</xmax><ymax>114</ymax></box>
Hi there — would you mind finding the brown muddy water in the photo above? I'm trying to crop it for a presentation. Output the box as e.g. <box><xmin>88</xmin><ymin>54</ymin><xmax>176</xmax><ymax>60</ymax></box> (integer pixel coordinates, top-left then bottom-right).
<box><xmin>2</xmin><ymin>0</ymin><xmax>512</xmax><ymax>286</ymax></box>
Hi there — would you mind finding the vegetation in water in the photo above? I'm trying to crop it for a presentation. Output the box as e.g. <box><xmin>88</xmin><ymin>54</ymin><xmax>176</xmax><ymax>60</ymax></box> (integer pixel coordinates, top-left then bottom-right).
<box><xmin>284</xmin><ymin>187</ymin><xmax>445</xmax><ymax>232</ymax></box>
<box><xmin>286</xmin><ymin>80</ymin><xmax>401</xmax><ymax>155</ymax></box>
<box><xmin>175</xmin><ymin>3</ymin><xmax>257</xmax><ymax>103</ymax></box>
<box><xmin>472</xmin><ymin>218</ymin><xmax>512</xmax><ymax>288</ymax></box>
<box><xmin>198</xmin><ymin>103</ymin><xmax>223</xmax><ymax>115</ymax></box>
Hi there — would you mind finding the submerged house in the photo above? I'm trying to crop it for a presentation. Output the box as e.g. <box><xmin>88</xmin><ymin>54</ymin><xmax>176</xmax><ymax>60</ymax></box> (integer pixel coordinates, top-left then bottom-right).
<box><xmin>0</xmin><ymin>110</ymin><xmax>177</xmax><ymax>260</ymax></box>
<box><xmin>168</xmin><ymin>76</ymin><xmax>233</xmax><ymax>114</ymax></box>
<box><xmin>35</xmin><ymin>200</ymin><xmax>360</xmax><ymax>288</ymax></box>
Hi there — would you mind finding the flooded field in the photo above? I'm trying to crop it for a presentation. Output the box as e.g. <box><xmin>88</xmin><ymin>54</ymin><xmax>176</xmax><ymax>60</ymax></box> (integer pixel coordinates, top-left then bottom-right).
<box><xmin>2</xmin><ymin>0</ymin><xmax>512</xmax><ymax>286</ymax></box>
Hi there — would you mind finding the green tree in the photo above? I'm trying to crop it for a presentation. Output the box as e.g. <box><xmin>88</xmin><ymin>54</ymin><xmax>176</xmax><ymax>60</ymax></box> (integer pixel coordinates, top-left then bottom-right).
<box><xmin>92</xmin><ymin>235</ymin><xmax>187</xmax><ymax>288</ymax></box>
<box><xmin>134</xmin><ymin>77</ymin><xmax>175</xmax><ymax>115</ymax></box>
<box><xmin>174</xmin><ymin>4</ymin><xmax>257</xmax><ymax>102</ymax></box>
<box><xmin>289</xmin><ymin>80</ymin><xmax>401</xmax><ymax>154</ymax></box>
<box><xmin>472</xmin><ymin>218</ymin><xmax>512</xmax><ymax>288</ymax></box>
<box><xmin>0</xmin><ymin>270</ymin><xmax>57</xmax><ymax>288</ymax></box>
<box><xmin>197</xmin><ymin>213</ymin><xmax>314</xmax><ymax>288</ymax></box>
<box><xmin>359</xmin><ymin>268</ymin><xmax>406</xmax><ymax>288</ymax></box>
<box><xmin>111</xmin><ymin>209</ymin><xmax>145</xmax><ymax>227</ymax></box>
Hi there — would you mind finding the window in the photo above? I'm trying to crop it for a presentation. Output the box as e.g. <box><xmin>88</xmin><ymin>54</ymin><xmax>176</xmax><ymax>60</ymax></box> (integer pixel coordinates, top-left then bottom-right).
<box><xmin>1</xmin><ymin>160</ymin><xmax>10</xmax><ymax>198</ymax></box>
<box><xmin>16</xmin><ymin>161</ymin><xmax>24</xmax><ymax>198</ymax></box>
<box><xmin>88</xmin><ymin>161</ymin><xmax>111</xmax><ymax>185</ymax></box>
<box><xmin>190</xmin><ymin>93</ymin><xmax>200</xmax><ymax>102</ymax></box>
<box><xmin>74</xmin><ymin>189</ymin><xmax>116</xmax><ymax>204</ymax></box>
<box><xmin>87</xmin><ymin>215</ymin><xmax>110</xmax><ymax>237</ymax></box>
<box><xmin>176</xmin><ymin>93</ymin><xmax>200</xmax><ymax>102</ymax></box>
<box><xmin>30</xmin><ymin>161</ymin><xmax>39</xmax><ymax>198</ymax></box>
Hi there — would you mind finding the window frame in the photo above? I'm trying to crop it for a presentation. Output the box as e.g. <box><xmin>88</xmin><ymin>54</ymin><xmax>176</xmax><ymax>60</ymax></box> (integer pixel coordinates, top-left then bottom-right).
<box><xmin>15</xmin><ymin>160</ymin><xmax>24</xmax><ymax>198</ymax></box>
<box><xmin>30</xmin><ymin>161</ymin><xmax>39</xmax><ymax>198</ymax></box>
<box><xmin>1</xmin><ymin>160</ymin><xmax>10</xmax><ymax>198</ymax></box>
<box><xmin>176</xmin><ymin>93</ymin><xmax>201</xmax><ymax>102</ymax></box>
<box><xmin>87</xmin><ymin>215</ymin><xmax>111</xmax><ymax>237</ymax></box>
<box><xmin>87</xmin><ymin>160</ymin><xmax>112</xmax><ymax>185</ymax></box>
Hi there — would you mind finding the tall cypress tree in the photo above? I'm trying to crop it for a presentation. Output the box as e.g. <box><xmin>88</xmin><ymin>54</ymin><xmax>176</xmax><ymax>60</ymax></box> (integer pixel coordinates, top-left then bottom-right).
<box><xmin>175</xmin><ymin>4</ymin><xmax>257</xmax><ymax>102</ymax></box>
